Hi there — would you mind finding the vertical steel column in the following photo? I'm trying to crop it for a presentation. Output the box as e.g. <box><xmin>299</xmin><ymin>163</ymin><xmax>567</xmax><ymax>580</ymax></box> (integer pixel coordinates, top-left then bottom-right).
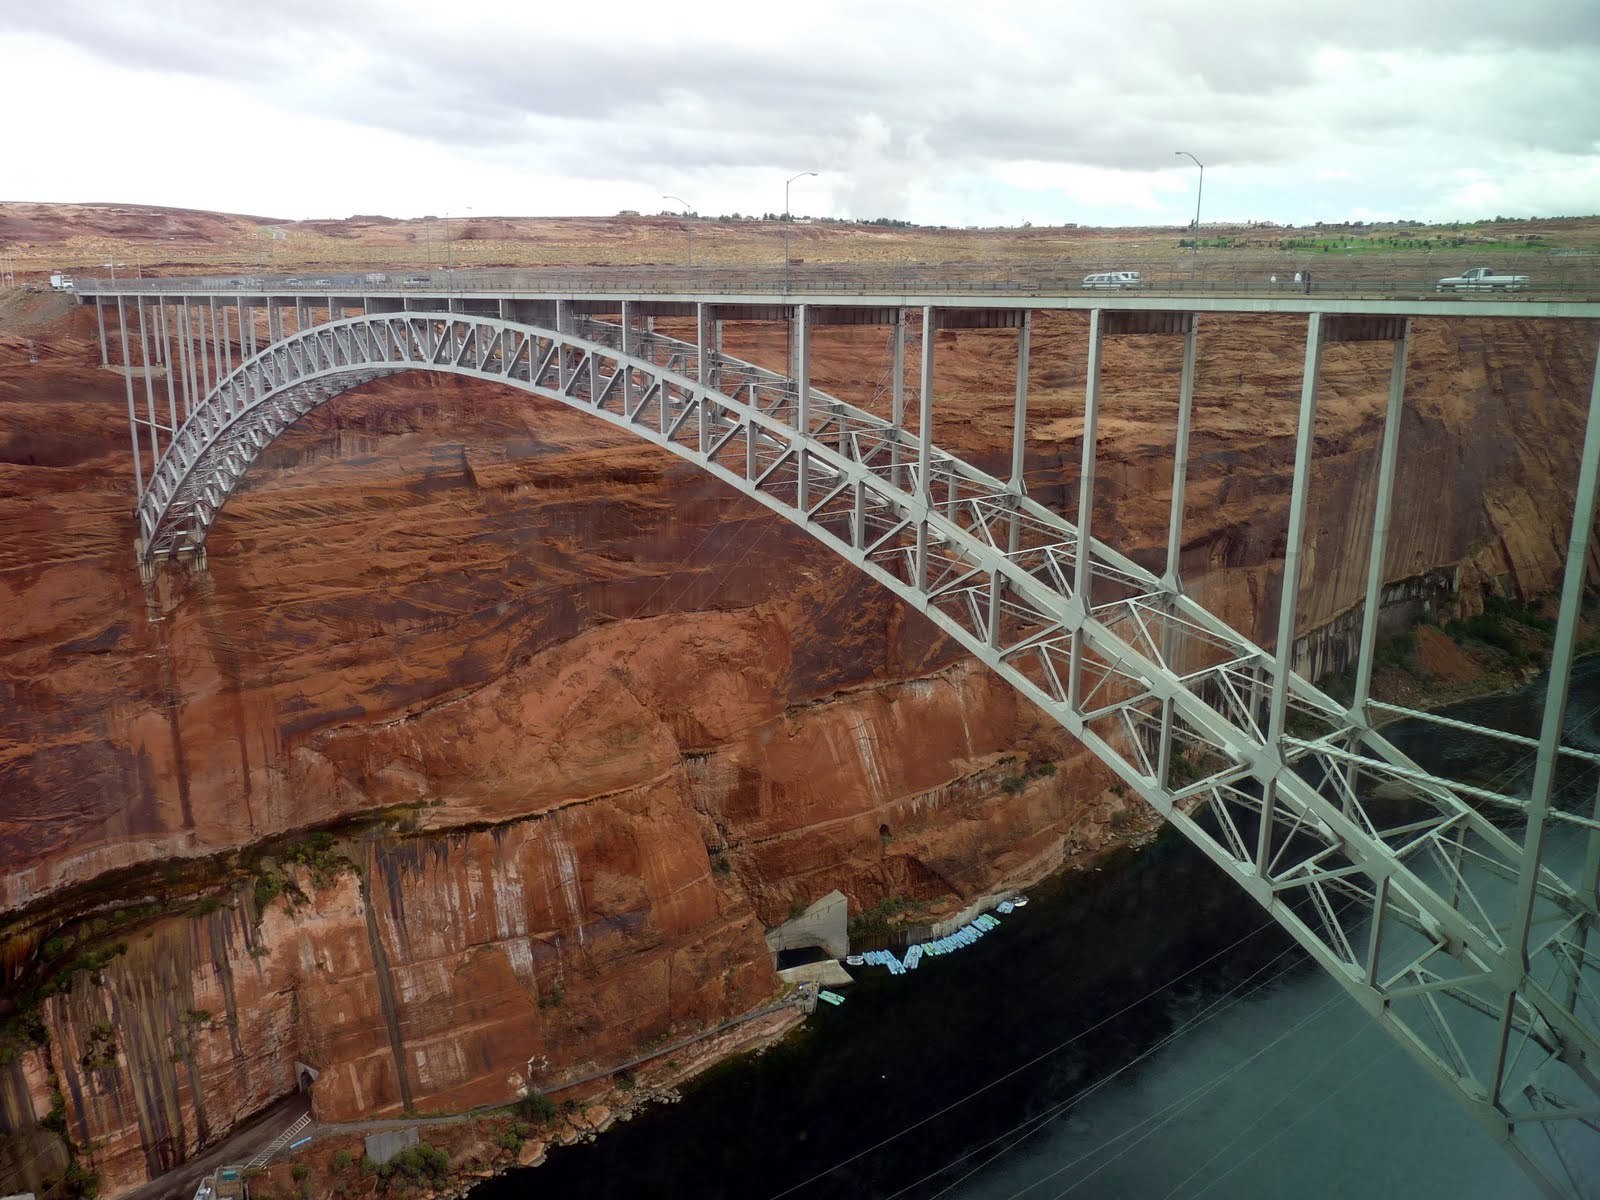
<box><xmin>1068</xmin><ymin>310</ymin><xmax>1106</xmax><ymax>712</ymax></box>
<box><xmin>620</xmin><ymin>300</ymin><xmax>634</xmax><ymax>411</ymax></box>
<box><xmin>1351</xmin><ymin>321</ymin><xmax>1410</xmax><ymax>715</ymax></box>
<box><xmin>196</xmin><ymin>297</ymin><xmax>212</xmax><ymax>400</ymax></box>
<box><xmin>1490</xmin><ymin>328</ymin><xmax>1600</xmax><ymax>1105</ymax></box>
<box><xmin>214</xmin><ymin>303</ymin><xmax>226</xmax><ymax>379</ymax></box>
<box><xmin>696</xmin><ymin>303</ymin><xmax>709</xmax><ymax>384</ymax></box>
<box><xmin>795</xmin><ymin>304</ymin><xmax>811</xmax><ymax>511</ymax></box>
<box><xmin>696</xmin><ymin>303</ymin><xmax>711</xmax><ymax>452</ymax></box>
<box><xmin>1159</xmin><ymin>318</ymin><xmax>1199</xmax><ymax>784</ymax></box>
<box><xmin>180</xmin><ymin>300</ymin><xmax>199</xmax><ymax>418</ymax></box>
<box><xmin>117</xmin><ymin>297</ymin><xmax>144</xmax><ymax>496</ymax></box>
<box><xmin>158</xmin><ymin>300</ymin><xmax>179</xmax><ymax>438</ymax></box>
<box><xmin>135</xmin><ymin>298</ymin><xmax>161</xmax><ymax>466</ymax></box>
<box><xmin>1163</xmin><ymin>321</ymin><xmax>1199</xmax><ymax>589</ymax></box>
<box><xmin>556</xmin><ymin>300</ymin><xmax>573</xmax><ymax>391</ymax></box>
<box><xmin>209</xmin><ymin>297</ymin><xmax>222</xmax><ymax>385</ymax></box>
<box><xmin>95</xmin><ymin>300</ymin><xmax>109</xmax><ymax>366</ymax></box>
<box><xmin>1266</xmin><ymin>313</ymin><xmax>1324</xmax><ymax>747</ymax></box>
<box><xmin>1008</xmin><ymin>311</ymin><xmax>1031</xmax><ymax>556</ymax></box>
<box><xmin>713</xmin><ymin>315</ymin><xmax>724</xmax><ymax>394</ymax></box>
<box><xmin>915</xmin><ymin>306</ymin><xmax>936</xmax><ymax>591</ymax></box>
<box><xmin>890</xmin><ymin>309</ymin><xmax>907</xmax><ymax>490</ymax></box>
<box><xmin>892</xmin><ymin>310</ymin><xmax>907</xmax><ymax>429</ymax></box>
<box><xmin>1257</xmin><ymin>314</ymin><xmax>1325</xmax><ymax>874</ymax></box>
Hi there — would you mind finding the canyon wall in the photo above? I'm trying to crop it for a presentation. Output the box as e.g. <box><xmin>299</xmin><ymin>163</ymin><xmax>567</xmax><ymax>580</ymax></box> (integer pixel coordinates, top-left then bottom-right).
<box><xmin>1</xmin><ymin>300</ymin><xmax>1595</xmax><ymax>1198</ymax></box>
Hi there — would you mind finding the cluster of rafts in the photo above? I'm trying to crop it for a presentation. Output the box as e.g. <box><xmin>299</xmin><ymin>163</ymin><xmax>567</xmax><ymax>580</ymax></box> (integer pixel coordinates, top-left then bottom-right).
<box><xmin>815</xmin><ymin>896</ymin><xmax>1028</xmax><ymax>1007</ymax></box>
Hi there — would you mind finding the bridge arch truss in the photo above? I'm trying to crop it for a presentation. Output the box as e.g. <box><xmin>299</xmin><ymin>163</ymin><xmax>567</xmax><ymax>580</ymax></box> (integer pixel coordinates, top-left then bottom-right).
<box><xmin>93</xmin><ymin>290</ymin><xmax>1600</xmax><ymax>1196</ymax></box>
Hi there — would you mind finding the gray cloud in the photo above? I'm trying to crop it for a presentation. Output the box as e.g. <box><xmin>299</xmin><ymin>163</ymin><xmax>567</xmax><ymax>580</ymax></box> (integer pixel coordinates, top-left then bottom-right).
<box><xmin>3</xmin><ymin>0</ymin><xmax>1596</xmax><ymax>223</ymax></box>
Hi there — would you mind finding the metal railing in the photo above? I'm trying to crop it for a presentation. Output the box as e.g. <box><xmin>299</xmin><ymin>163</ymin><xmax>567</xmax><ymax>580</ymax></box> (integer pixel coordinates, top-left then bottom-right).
<box><xmin>71</xmin><ymin>257</ymin><xmax>1600</xmax><ymax>301</ymax></box>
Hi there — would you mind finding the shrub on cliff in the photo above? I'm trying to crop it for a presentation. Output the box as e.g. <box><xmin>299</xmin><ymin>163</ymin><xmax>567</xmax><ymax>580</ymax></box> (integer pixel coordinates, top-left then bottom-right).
<box><xmin>386</xmin><ymin>1143</ymin><xmax>450</xmax><ymax>1184</ymax></box>
<box><xmin>517</xmin><ymin>1091</ymin><xmax>559</xmax><ymax>1124</ymax></box>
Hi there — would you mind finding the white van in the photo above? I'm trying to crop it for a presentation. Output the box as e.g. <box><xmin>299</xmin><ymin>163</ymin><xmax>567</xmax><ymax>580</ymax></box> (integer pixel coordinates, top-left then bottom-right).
<box><xmin>1082</xmin><ymin>271</ymin><xmax>1143</xmax><ymax>290</ymax></box>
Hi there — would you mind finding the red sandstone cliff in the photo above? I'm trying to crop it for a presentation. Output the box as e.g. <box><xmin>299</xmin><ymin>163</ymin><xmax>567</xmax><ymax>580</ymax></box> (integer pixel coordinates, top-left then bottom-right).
<box><xmin>1</xmin><ymin>298</ymin><xmax>1595</xmax><ymax>1198</ymax></box>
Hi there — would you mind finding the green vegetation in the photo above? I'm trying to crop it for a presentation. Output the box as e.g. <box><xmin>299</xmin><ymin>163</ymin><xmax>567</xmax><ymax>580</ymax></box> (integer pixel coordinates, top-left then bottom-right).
<box><xmin>999</xmin><ymin>760</ymin><xmax>1058</xmax><ymax>795</ymax></box>
<box><xmin>537</xmin><ymin>983</ymin><xmax>564</xmax><ymax>1010</ymax></box>
<box><xmin>291</xmin><ymin>1164</ymin><xmax>310</xmax><ymax>1183</ymax></box>
<box><xmin>1443</xmin><ymin>592</ymin><xmax>1557</xmax><ymax>668</ymax></box>
<box><xmin>61</xmin><ymin>1159</ymin><xmax>100</xmax><ymax>1199</ymax></box>
<box><xmin>370</xmin><ymin>1143</ymin><xmax>451</xmax><ymax>1188</ymax></box>
<box><xmin>331</xmin><ymin>1150</ymin><xmax>353</xmax><ymax>1172</ymax></box>
<box><xmin>277</xmin><ymin>831</ymin><xmax>354</xmax><ymax>887</ymax></box>
<box><xmin>788</xmin><ymin>894</ymin><xmax>809</xmax><ymax>921</ymax></box>
<box><xmin>517</xmin><ymin>1091</ymin><xmax>559</xmax><ymax>1125</ymax></box>
<box><xmin>848</xmin><ymin>894</ymin><xmax>930</xmax><ymax>939</ymax></box>
<box><xmin>79</xmin><ymin>1023</ymin><xmax>118</xmax><ymax>1071</ymax></box>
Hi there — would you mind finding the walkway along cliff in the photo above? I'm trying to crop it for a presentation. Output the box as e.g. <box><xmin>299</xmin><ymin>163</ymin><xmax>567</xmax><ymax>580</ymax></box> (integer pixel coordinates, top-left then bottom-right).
<box><xmin>1</xmin><ymin>296</ymin><xmax>1597</xmax><ymax>1198</ymax></box>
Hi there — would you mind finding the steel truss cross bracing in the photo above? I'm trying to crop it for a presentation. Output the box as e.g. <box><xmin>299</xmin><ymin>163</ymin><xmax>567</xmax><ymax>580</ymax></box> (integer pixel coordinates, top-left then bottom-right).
<box><xmin>95</xmin><ymin>290</ymin><xmax>1600</xmax><ymax>1197</ymax></box>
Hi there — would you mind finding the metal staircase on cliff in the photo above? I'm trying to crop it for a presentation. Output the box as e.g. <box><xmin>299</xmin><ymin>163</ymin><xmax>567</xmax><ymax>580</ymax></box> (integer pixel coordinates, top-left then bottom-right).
<box><xmin>83</xmin><ymin>282</ymin><xmax>1600</xmax><ymax>1198</ymax></box>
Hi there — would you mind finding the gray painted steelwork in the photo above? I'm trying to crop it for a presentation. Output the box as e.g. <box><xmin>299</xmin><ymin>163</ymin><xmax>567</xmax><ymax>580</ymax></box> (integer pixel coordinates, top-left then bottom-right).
<box><xmin>91</xmin><ymin>283</ymin><xmax>1600</xmax><ymax>1197</ymax></box>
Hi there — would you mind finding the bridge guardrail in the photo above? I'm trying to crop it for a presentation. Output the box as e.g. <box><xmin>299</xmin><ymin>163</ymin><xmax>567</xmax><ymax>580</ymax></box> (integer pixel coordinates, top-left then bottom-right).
<box><xmin>70</xmin><ymin>259</ymin><xmax>1600</xmax><ymax>300</ymax></box>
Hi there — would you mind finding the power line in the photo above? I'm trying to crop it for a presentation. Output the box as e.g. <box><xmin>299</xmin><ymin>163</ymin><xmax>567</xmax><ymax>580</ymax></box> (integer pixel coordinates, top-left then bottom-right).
<box><xmin>896</xmin><ymin>943</ymin><xmax>1312</xmax><ymax>1200</ymax></box>
<box><xmin>1013</xmin><ymin>992</ymin><xmax>1348</xmax><ymax>1200</ymax></box>
<box><xmin>765</xmin><ymin>916</ymin><xmax>1283</xmax><ymax>1200</ymax></box>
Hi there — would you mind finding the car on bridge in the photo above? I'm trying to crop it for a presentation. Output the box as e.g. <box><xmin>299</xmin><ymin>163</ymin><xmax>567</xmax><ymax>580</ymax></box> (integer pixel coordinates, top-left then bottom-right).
<box><xmin>1436</xmin><ymin>266</ymin><xmax>1529</xmax><ymax>292</ymax></box>
<box><xmin>1082</xmin><ymin>271</ymin><xmax>1144</xmax><ymax>290</ymax></box>
<box><xmin>403</xmin><ymin>275</ymin><xmax>431</xmax><ymax>285</ymax></box>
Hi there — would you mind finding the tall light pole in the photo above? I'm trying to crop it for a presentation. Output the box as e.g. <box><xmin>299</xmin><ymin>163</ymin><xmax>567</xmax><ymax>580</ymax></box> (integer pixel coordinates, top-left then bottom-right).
<box><xmin>1175</xmin><ymin>151</ymin><xmax>1203</xmax><ymax>279</ymax></box>
<box><xmin>445</xmin><ymin>208</ymin><xmax>472</xmax><ymax>280</ymax></box>
<box><xmin>784</xmin><ymin>170</ymin><xmax>817</xmax><ymax>281</ymax></box>
<box><xmin>663</xmin><ymin>195</ymin><xmax>694</xmax><ymax>267</ymax></box>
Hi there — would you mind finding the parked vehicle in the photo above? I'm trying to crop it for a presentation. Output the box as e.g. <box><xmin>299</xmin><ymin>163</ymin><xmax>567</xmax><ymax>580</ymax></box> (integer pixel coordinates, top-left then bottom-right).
<box><xmin>311</xmin><ymin>278</ymin><xmax>333</xmax><ymax>287</ymax></box>
<box><xmin>1082</xmin><ymin>270</ymin><xmax>1143</xmax><ymax>290</ymax></box>
<box><xmin>1436</xmin><ymin>266</ymin><xmax>1529</xmax><ymax>293</ymax></box>
<box><xmin>48</xmin><ymin>272</ymin><xmax>75</xmax><ymax>290</ymax></box>
<box><xmin>364</xmin><ymin>272</ymin><xmax>389</xmax><ymax>284</ymax></box>
<box><xmin>403</xmin><ymin>275</ymin><xmax>431</xmax><ymax>285</ymax></box>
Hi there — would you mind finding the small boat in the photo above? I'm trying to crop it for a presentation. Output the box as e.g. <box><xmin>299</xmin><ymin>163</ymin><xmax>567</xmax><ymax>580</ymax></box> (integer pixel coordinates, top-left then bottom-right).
<box><xmin>1012</xmin><ymin>895</ymin><xmax>1030</xmax><ymax>908</ymax></box>
<box><xmin>818</xmin><ymin>989</ymin><xmax>846</xmax><ymax>1006</ymax></box>
<box><xmin>997</xmin><ymin>900</ymin><xmax>1015</xmax><ymax>915</ymax></box>
<box><xmin>845</xmin><ymin>954</ymin><xmax>865</xmax><ymax>966</ymax></box>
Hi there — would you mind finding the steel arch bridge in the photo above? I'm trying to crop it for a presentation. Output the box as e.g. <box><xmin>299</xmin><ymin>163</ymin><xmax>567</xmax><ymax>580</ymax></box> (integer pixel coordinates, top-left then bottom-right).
<box><xmin>86</xmin><ymin>285</ymin><xmax>1600</xmax><ymax>1196</ymax></box>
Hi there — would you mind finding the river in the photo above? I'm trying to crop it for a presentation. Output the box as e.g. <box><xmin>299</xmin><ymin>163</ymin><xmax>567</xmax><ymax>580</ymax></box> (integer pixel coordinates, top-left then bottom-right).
<box><xmin>471</xmin><ymin>659</ymin><xmax>1600</xmax><ymax>1199</ymax></box>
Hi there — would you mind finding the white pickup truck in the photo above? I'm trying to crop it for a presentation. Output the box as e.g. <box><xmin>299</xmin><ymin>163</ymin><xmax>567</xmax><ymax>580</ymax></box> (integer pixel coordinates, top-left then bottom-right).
<box><xmin>1436</xmin><ymin>266</ymin><xmax>1530</xmax><ymax>293</ymax></box>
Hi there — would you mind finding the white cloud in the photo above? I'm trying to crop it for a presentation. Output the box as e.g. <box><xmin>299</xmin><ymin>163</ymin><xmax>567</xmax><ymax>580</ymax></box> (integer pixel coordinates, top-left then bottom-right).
<box><xmin>0</xmin><ymin>0</ymin><xmax>1595</xmax><ymax>227</ymax></box>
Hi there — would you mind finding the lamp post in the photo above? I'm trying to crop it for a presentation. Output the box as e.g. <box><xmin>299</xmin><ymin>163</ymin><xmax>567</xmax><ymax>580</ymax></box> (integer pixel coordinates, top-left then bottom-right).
<box><xmin>663</xmin><ymin>195</ymin><xmax>694</xmax><ymax>267</ymax></box>
<box><xmin>1174</xmin><ymin>151</ymin><xmax>1203</xmax><ymax>279</ymax></box>
<box><xmin>444</xmin><ymin>208</ymin><xmax>472</xmax><ymax>282</ymax></box>
<box><xmin>784</xmin><ymin>170</ymin><xmax>817</xmax><ymax>282</ymax></box>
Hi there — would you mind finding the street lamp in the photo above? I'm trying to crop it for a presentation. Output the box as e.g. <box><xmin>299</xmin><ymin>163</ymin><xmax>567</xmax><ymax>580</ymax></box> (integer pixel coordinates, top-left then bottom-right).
<box><xmin>663</xmin><ymin>195</ymin><xmax>694</xmax><ymax>267</ymax></box>
<box><xmin>784</xmin><ymin>170</ymin><xmax>817</xmax><ymax>280</ymax></box>
<box><xmin>1175</xmin><ymin>151</ymin><xmax>1203</xmax><ymax>278</ymax></box>
<box><xmin>445</xmin><ymin>208</ymin><xmax>472</xmax><ymax>280</ymax></box>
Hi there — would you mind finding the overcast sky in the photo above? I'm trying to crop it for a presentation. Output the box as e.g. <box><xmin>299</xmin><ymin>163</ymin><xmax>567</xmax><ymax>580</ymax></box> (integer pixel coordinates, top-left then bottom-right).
<box><xmin>2</xmin><ymin>0</ymin><xmax>1596</xmax><ymax>229</ymax></box>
